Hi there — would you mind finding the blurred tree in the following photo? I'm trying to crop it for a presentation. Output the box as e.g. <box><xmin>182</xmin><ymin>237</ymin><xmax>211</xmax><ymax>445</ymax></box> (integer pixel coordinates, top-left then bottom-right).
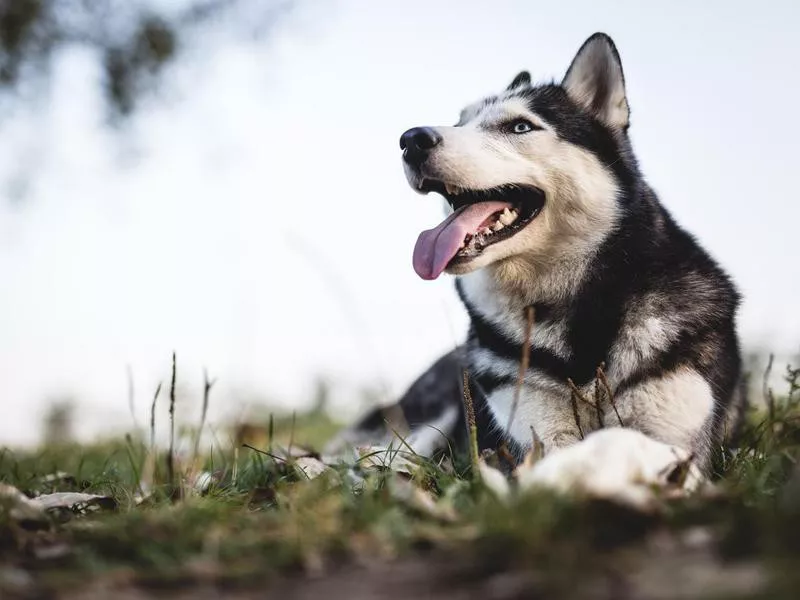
<box><xmin>0</xmin><ymin>0</ymin><xmax>295</xmax><ymax>120</ymax></box>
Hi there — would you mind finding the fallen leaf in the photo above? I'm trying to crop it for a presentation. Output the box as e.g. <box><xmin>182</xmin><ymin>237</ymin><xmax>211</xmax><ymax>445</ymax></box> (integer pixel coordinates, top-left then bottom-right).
<box><xmin>355</xmin><ymin>446</ymin><xmax>423</xmax><ymax>476</ymax></box>
<box><xmin>0</xmin><ymin>483</ymin><xmax>46</xmax><ymax>524</ymax></box>
<box><xmin>389</xmin><ymin>476</ymin><xmax>458</xmax><ymax>522</ymax></box>
<box><xmin>28</xmin><ymin>493</ymin><xmax>117</xmax><ymax>519</ymax></box>
<box><xmin>294</xmin><ymin>456</ymin><xmax>334</xmax><ymax>481</ymax></box>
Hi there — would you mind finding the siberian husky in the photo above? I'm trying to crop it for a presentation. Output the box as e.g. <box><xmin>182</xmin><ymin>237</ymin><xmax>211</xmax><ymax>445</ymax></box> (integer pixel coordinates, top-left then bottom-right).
<box><xmin>328</xmin><ymin>32</ymin><xmax>746</xmax><ymax>476</ymax></box>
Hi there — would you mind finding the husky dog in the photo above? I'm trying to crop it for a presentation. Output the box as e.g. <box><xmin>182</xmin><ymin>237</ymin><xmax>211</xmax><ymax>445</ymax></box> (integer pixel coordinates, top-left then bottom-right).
<box><xmin>328</xmin><ymin>33</ymin><xmax>745</xmax><ymax>474</ymax></box>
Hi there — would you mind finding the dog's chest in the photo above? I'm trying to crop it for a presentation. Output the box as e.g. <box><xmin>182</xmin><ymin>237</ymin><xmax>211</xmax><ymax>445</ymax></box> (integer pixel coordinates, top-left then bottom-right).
<box><xmin>457</xmin><ymin>274</ymin><xmax>572</xmax><ymax>362</ymax></box>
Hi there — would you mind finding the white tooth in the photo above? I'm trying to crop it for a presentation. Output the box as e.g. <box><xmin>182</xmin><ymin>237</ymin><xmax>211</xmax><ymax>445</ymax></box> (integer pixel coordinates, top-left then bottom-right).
<box><xmin>499</xmin><ymin>212</ymin><xmax>514</xmax><ymax>225</ymax></box>
<box><xmin>503</xmin><ymin>207</ymin><xmax>511</xmax><ymax>216</ymax></box>
<box><xmin>482</xmin><ymin>227</ymin><xmax>493</xmax><ymax>236</ymax></box>
<box><xmin>445</xmin><ymin>183</ymin><xmax>454</xmax><ymax>195</ymax></box>
<box><xmin>492</xmin><ymin>221</ymin><xmax>505</xmax><ymax>231</ymax></box>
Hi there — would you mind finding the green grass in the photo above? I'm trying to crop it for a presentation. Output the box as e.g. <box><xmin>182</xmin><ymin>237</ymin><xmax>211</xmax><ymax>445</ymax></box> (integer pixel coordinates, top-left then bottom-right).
<box><xmin>3</xmin><ymin>364</ymin><xmax>800</xmax><ymax>599</ymax></box>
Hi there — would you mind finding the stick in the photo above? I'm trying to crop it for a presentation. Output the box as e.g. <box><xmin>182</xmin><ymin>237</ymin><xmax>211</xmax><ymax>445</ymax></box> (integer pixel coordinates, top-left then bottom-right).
<box><xmin>505</xmin><ymin>306</ymin><xmax>535</xmax><ymax>438</ymax></box>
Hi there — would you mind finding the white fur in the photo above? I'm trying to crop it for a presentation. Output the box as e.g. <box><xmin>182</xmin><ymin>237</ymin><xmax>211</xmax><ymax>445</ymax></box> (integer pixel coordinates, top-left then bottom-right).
<box><xmin>459</xmin><ymin>272</ymin><xmax>572</xmax><ymax>359</ymax></box>
<box><xmin>403</xmin><ymin>405</ymin><xmax>460</xmax><ymax>456</ymax></box>
<box><xmin>607</xmin><ymin>296</ymin><xmax>682</xmax><ymax>385</ymax></box>
<box><xmin>418</xmin><ymin>106</ymin><xmax>621</xmax><ymax>288</ymax></box>
<box><xmin>614</xmin><ymin>367</ymin><xmax>716</xmax><ymax>455</ymax></box>
<box><xmin>516</xmin><ymin>428</ymin><xmax>705</xmax><ymax>510</ymax></box>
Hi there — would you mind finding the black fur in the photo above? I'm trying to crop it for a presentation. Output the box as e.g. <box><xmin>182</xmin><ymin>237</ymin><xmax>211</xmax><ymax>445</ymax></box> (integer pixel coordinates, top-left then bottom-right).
<box><xmin>330</xmin><ymin>33</ymin><xmax>745</xmax><ymax>468</ymax></box>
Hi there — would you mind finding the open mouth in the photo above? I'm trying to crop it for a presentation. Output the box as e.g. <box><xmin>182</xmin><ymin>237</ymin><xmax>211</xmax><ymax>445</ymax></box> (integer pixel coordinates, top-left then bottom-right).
<box><xmin>412</xmin><ymin>180</ymin><xmax>545</xmax><ymax>280</ymax></box>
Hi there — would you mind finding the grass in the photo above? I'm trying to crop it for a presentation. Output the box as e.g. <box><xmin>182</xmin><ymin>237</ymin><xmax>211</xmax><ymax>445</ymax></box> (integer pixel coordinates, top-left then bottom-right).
<box><xmin>3</xmin><ymin>362</ymin><xmax>800</xmax><ymax>599</ymax></box>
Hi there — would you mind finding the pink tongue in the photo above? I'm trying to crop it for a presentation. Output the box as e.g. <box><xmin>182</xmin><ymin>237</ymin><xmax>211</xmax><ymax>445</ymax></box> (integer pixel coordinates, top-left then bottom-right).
<box><xmin>413</xmin><ymin>201</ymin><xmax>512</xmax><ymax>280</ymax></box>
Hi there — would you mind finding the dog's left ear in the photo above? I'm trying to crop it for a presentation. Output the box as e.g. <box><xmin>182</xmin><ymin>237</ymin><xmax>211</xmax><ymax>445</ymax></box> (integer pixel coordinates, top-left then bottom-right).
<box><xmin>562</xmin><ymin>33</ymin><xmax>629</xmax><ymax>130</ymax></box>
<box><xmin>506</xmin><ymin>70</ymin><xmax>531</xmax><ymax>91</ymax></box>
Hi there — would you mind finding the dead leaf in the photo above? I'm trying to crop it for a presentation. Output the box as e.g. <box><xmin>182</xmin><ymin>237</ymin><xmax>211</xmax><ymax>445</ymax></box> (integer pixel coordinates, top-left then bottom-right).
<box><xmin>0</xmin><ymin>483</ymin><xmax>47</xmax><ymax>524</ymax></box>
<box><xmin>294</xmin><ymin>456</ymin><xmax>335</xmax><ymax>481</ymax></box>
<box><xmin>355</xmin><ymin>446</ymin><xmax>423</xmax><ymax>476</ymax></box>
<box><xmin>28</xmin><ymin>492</ymin><xmax>117</xmax><ymax>520</ymax></box>
<box><xmin>389</xmin><ymin>476</ymin><xmax>458</xmax><ymax>522</ymax></box>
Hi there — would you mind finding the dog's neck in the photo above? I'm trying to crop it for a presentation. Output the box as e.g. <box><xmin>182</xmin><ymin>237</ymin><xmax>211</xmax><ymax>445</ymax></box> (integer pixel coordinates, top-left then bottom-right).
<box><xmin>457</xmin><ymin>250</ymin><xmax>593</xmax><ymax>320</ymax></box>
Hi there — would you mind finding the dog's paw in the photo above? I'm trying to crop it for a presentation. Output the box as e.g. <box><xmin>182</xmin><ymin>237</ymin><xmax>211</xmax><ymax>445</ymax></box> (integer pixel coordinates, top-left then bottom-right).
<box><xmin>515</xmin><ymin>428</ymin><xmax>706</xmax><ymax>510</ymax></box>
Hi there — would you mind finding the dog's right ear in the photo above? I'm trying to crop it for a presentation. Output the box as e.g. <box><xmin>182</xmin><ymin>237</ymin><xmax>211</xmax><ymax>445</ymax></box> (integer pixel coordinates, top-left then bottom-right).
<box><xmin>562</xmin><ymin>33</ymin><xmax>629</xmax><ymax>130</ymax></box>
<box><xmin>506</xmin><ymin>70</ymin><xmax>531</xmax><ymax>91</ymax></box>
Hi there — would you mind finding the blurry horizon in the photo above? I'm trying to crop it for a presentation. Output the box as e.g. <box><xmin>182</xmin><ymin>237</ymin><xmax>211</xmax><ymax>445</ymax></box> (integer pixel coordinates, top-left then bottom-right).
<box><xmin>1</xmin><ymin>0</ymin><xmax>799</xmax><ymax>447</ymax></box>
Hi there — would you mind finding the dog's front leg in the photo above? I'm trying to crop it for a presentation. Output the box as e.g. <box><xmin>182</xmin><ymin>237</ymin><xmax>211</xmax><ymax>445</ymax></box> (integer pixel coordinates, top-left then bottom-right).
<box><xmin>610</xmin><ymin>367</ymin><xmax>719</xmax><ymax>473</ymax></box>
<box><xmin>486</xmin><ymin>384</ymin><xmax>595</xmax><ymax>455</ymax></box>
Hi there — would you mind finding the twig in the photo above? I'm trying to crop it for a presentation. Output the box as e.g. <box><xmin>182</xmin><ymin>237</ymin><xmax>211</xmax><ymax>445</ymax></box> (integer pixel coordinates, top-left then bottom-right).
<box><xmin>149</xmin><ymin>382</ymin><xmax>162</xmax><ymax>452</ymax></box>
<box><xmin>167</xmin><ymin>351</ymin><xmax>177</xmax><ymax>491</ymax></box>
<box><xmin>596</xmin><ymin>364</ymin><xmax>624</xmax><ymax>427</ymax></box>
<box><xmin>462</xmin><ymin>369</ymin><xmax>480</xmax><ymax>475</ymax></box>
<box><xmin>505</xmin><ymin>306</ymin><xmax>535</xmax><ymax>438</ymax></box>
<box><xmin>570</xmin><ymin>391</ymin><xmax>585</xmax><ymax>440</ymax></box>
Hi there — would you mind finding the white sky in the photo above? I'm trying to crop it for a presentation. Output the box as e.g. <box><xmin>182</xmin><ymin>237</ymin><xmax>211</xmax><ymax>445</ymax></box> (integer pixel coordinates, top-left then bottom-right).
<box><xmin>1</xmin><ymin>0</ymin><xmax>798</xmax><ymax>447</ymax></box>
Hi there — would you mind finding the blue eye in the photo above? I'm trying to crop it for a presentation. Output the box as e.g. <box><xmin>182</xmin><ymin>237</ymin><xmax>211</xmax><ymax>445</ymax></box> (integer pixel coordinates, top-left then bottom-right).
<box><xmin>508</xmin><ymin>119</ymin><xmax>537</xmax><ymax>134</ymax></box>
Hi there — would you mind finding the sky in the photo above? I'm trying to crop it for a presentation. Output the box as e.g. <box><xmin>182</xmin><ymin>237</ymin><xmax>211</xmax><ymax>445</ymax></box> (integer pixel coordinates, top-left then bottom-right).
<box><xmin>0</xmin><ymin>0</ymin><xmax>798</xmax><ymax>447</ymax></box>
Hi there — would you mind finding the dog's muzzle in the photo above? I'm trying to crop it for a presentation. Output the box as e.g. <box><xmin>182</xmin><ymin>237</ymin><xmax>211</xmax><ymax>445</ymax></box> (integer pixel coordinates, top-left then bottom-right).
<box><xmin>400</xmin><ymin>126</ymin><xmax>441</xmax><ymax>170</ymax></box>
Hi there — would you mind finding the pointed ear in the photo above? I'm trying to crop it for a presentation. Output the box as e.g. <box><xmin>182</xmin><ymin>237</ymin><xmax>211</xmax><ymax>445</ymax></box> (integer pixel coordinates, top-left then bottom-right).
<box><xmin>506</xmin><ymin>70</ymin><xmax>531</xmax><ymax>91</ymax></box>
<box><xmin>562</xmin><ymin>33</ymin><xmax>629</xmax><ymax>129</ymax></box>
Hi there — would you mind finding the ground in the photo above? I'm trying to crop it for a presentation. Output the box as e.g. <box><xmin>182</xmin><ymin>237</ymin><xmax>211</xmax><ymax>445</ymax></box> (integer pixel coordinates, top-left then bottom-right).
<box><xmin>3</xmin><ymin>364</ymin><xmax>800</xmax><ymax>599</ymax></box>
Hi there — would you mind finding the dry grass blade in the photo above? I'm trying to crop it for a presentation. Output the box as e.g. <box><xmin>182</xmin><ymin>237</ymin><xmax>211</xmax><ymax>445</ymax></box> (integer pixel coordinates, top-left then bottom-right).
<box><xmin>462</xmin><ymin>369</ymin><xmax>480</xmax><ymax>476</ymax></box>
<box><xmin>566</xmin><ymin>377</ymin><xmax>594</xmax><ymax>408</ymax></box>
<box><xmin>596</xmin><ymin>364</ymin><xmax>624</xmax><ymax>427</ymax></box>
<box><xmin>149</xmin><ymin>381</ymin><xmax>163</xmax><ymax>454</ymax></box>
<box><xmin>126</xmin><ymin>364</ymin><xmax>138</xmax><ymax>430</ymax></box>
<box><xmin>570</xmin><ymin>390</ymin><xmax>584</xmax><ymax>440</ymax></box>
<box><xmin>505</xmin><ymin>306</ymin><xmax>535</xmax><ymax>439</ymax></box>
<box><xmin>193</xmin><ymin>368</ymin><xmax>216</xmax><ymax>460</ymax></box>
<box><xmin>763</xmin><ymin>353</ymin><xmax>775</xmax><ymax>422</ymax></box>
<box><xmin>167</xmin><ymin>351</ymin><xmax>177</xmax><ymax>495</ymax></box>
<box><xmin>242</xmin><ymin>443</ymin><xmax>288</xmax><ymax>464</ymax></box>
<box><xmin>593</xmin><ymin>377</ymin><xmax>605</xmax><ymax>428</ymax></box>
<box><xmin>288</xmin><ymin>410</ymin><xmax>297</xmax><ymax>457</ymax></box>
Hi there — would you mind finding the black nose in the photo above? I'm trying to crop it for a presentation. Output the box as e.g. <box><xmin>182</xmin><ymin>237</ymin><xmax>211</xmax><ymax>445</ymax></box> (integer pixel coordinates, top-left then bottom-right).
<box><xmin>400</xmin><ymin>126</ymin><xmax>442</xmax><ymax>168</ymax></box>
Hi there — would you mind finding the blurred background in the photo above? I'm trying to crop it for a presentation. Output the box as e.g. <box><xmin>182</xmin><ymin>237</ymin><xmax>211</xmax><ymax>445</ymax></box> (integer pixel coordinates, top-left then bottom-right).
<box><xmin>0</xmin><ymin>0</ymin><xmax>798</xmax><ymax>448</ymax></box>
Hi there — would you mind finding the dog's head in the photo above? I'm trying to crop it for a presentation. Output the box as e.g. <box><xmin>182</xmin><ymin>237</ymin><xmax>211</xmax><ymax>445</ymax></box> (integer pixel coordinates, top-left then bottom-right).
<box><xmin>401</xmin><ymin>33</ymin><xmax>635</xmax><ymax>281</ymax></box>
